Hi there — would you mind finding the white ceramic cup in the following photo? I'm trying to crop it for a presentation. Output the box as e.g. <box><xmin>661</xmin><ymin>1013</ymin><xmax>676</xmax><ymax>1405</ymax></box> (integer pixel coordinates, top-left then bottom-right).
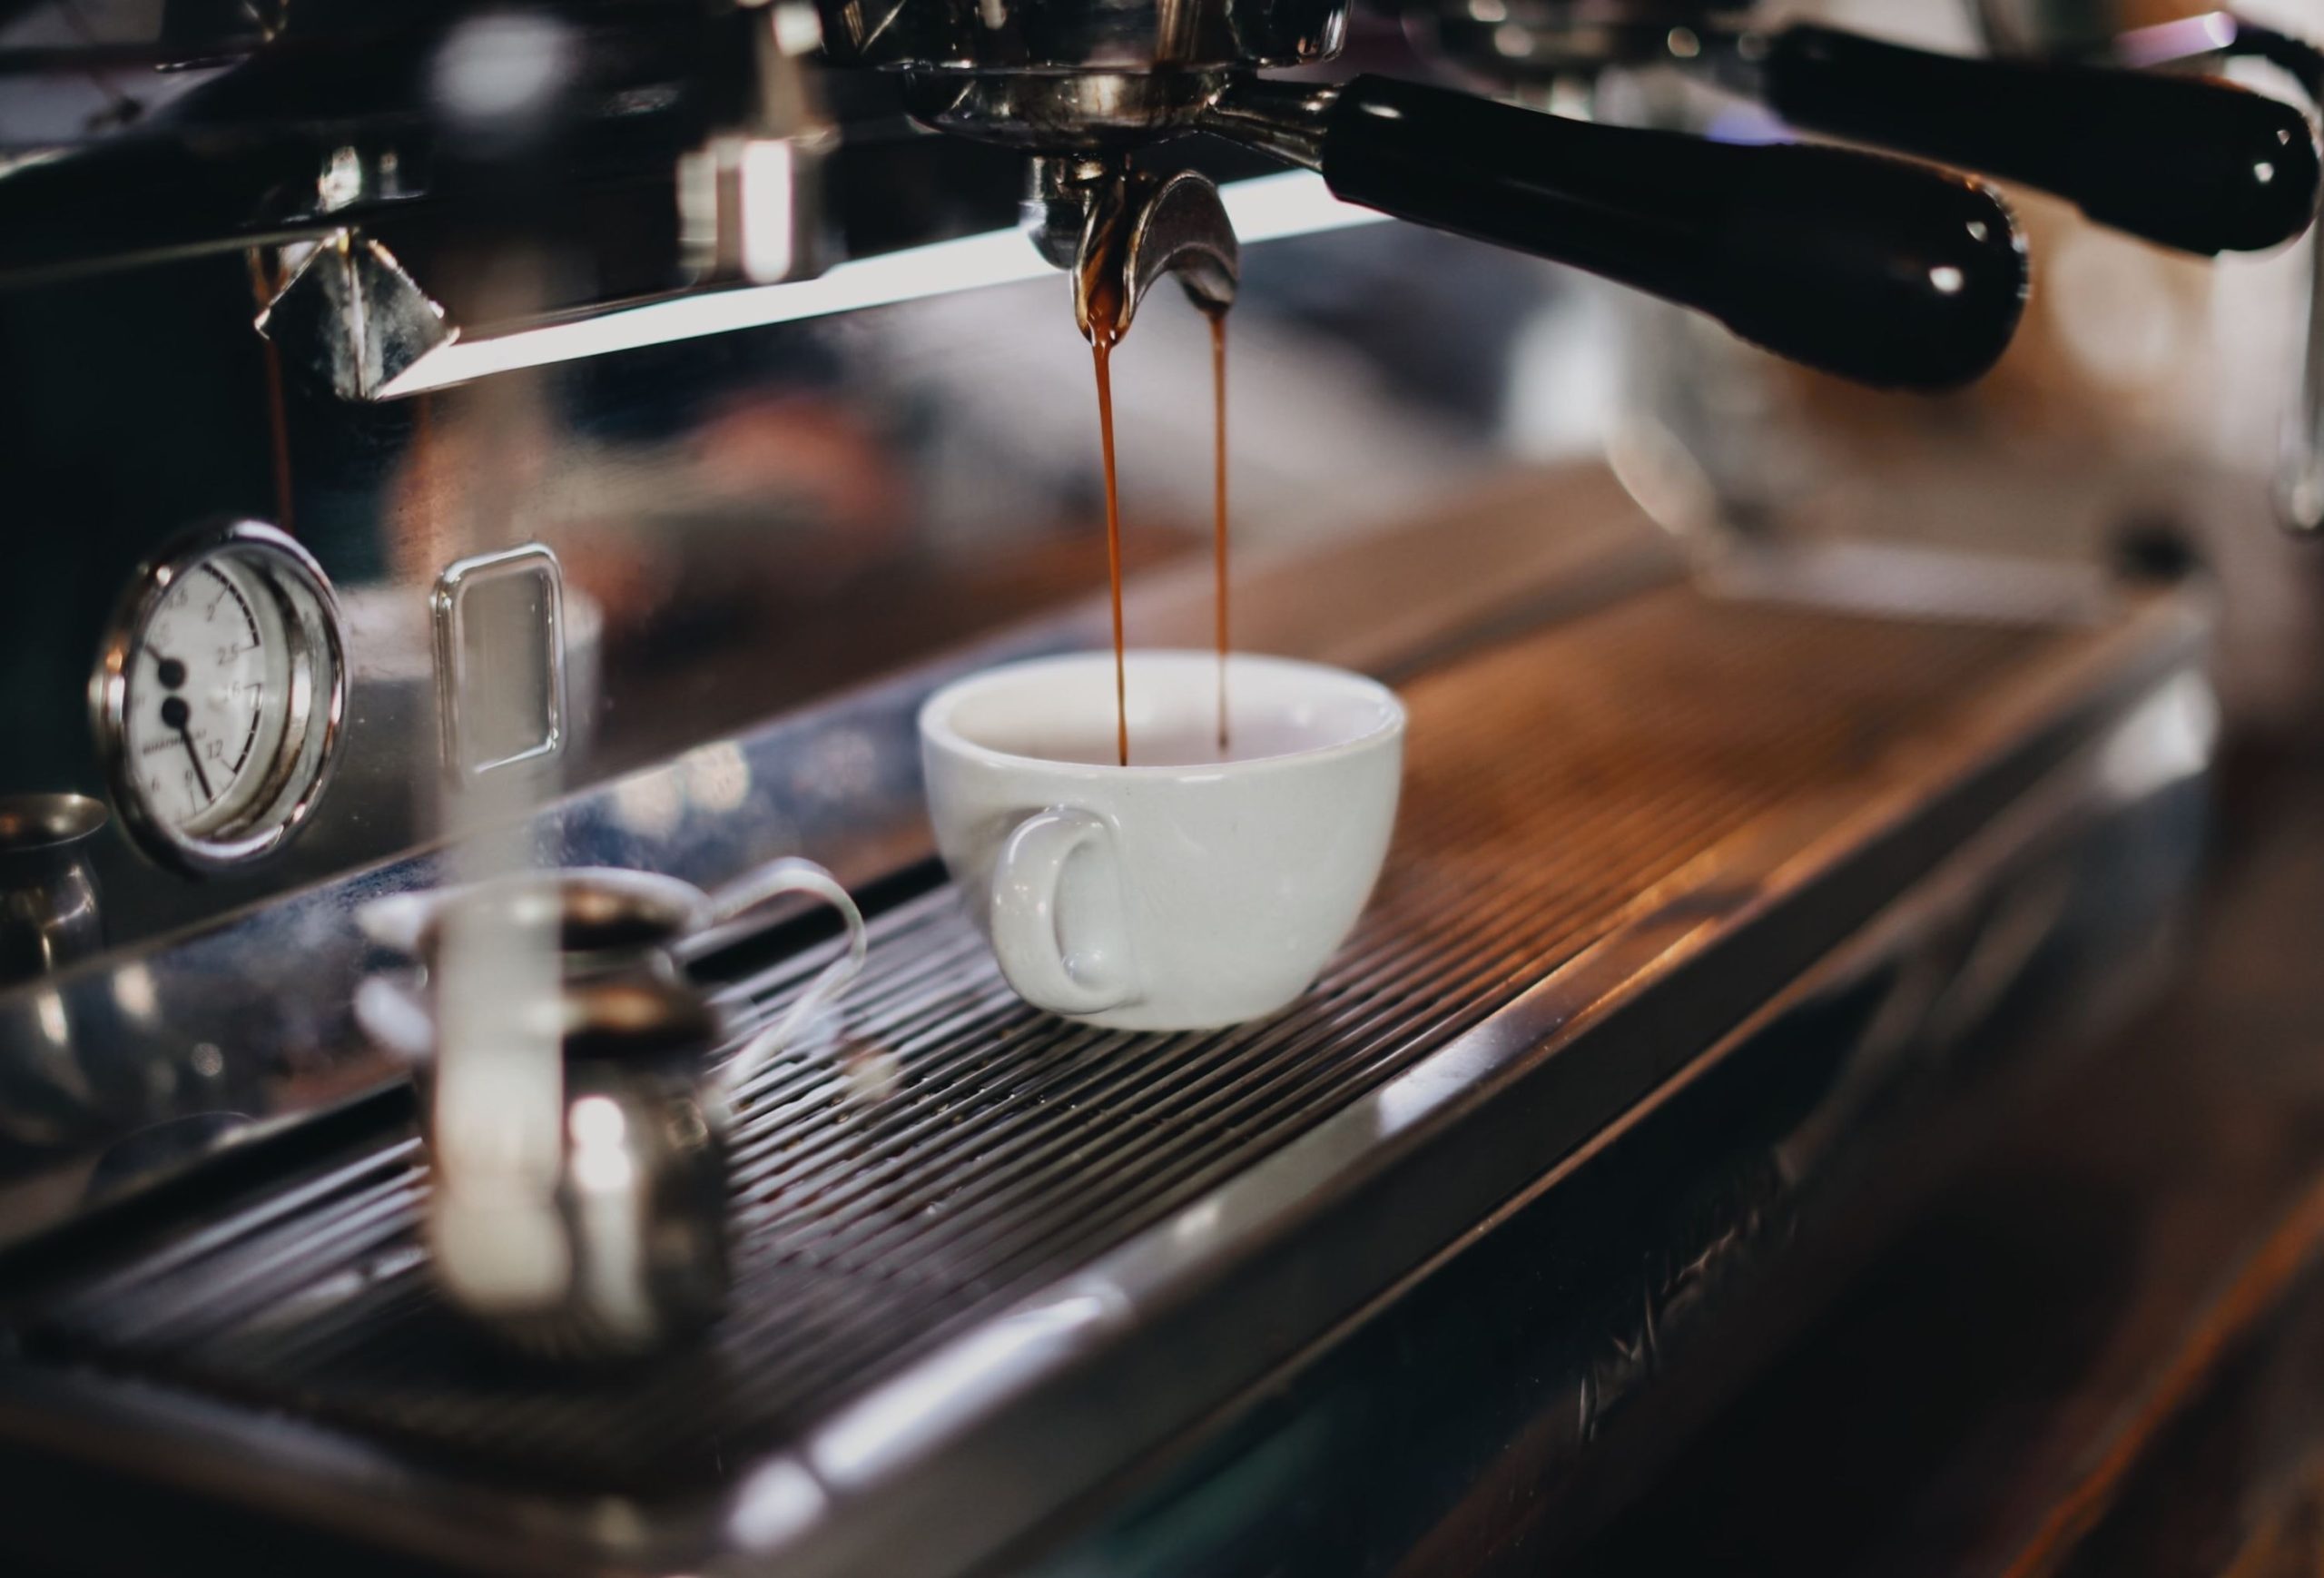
<box><xmin>919</xmin><ymin>650</ymin><xmax>1405</xmax><ymax>1031</ymax></box>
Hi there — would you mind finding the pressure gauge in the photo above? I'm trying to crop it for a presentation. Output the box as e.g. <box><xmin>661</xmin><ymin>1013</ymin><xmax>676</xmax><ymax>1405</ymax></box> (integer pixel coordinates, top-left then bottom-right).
<box><xmin>92</xmin><ymin>520</ymin><xmax>347</xmax><ymax>873</ymax></box>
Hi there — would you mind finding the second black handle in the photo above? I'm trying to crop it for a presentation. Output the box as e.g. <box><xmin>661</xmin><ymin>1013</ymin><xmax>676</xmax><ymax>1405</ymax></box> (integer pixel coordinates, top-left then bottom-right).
<box><xmin>1317</xmin><ymin>76</ymin><xmax>2028</xmax><ymax>392</ymax></box>
<box><xmin>1761</xmin><ymin>25</ymin><xmax>2321</xmax><ymax>256</ymax></box>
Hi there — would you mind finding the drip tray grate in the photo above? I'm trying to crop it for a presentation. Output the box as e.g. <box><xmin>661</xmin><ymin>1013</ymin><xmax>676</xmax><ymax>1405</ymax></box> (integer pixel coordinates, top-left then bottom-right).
<box><xmin>25</xmin><ymin>588</ymin><xmax>2063</xmax><ymax>1498</ymax></box>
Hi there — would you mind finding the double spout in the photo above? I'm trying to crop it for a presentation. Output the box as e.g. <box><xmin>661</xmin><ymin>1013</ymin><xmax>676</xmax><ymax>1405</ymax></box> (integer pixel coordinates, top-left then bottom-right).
<box><xmin>1025</xmin><ymin>159</ymin><xmax>1238</xmax><ymax>345</ymax></box>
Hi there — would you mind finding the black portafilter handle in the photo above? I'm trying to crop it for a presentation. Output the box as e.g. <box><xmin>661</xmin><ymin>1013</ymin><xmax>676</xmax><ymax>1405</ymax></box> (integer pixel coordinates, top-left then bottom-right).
<box><xmin>1272</xmin><ymin>75</ymin><xmax>2027</xmax><ymax>392</ymax></box>
<box><xmin>1754</xmin><ymin>25</ymin><xmax>2322</xmax><ymax>257</ymax></box>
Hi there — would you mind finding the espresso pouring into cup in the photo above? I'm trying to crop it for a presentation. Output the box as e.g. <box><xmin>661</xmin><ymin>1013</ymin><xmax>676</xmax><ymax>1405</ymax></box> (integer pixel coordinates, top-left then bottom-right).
<box><xmin>945</xmin><ymin>180</ymin><xmax>1397</xmax><ymax>1031</ymax></box>
<box><xmin>921</xmin><ymin>650</ymin><xmax>1403</xmax><ymax>1031</ymax></box>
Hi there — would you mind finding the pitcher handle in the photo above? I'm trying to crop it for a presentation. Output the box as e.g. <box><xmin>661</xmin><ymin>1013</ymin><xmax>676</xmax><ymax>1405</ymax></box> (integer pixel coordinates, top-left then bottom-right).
<box><xmin>705</xmin><ymin>857</ymin><xmax>869</xmax><ymax>1106</ymax></box>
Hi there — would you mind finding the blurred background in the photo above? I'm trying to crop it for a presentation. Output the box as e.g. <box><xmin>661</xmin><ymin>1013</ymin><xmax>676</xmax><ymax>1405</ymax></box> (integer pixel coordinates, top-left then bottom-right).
<box><xmin>0</xmin><ymin>0</ymin><xmax>2321</xmax><ymax>1572</ymax></box>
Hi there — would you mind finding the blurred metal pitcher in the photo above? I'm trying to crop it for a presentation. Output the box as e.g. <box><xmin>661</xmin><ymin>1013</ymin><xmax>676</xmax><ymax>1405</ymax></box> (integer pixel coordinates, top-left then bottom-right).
<box><xmin>358</xmin><ymin>857</ymin><xmax>868</xmax><ymax>1362</ymax></box>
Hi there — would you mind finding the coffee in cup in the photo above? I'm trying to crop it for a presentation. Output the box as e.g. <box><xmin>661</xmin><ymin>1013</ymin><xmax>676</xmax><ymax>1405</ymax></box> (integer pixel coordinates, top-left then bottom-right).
<box><xmin>919</xmin><ymin>650</ymin><xmax>1404</xmax><ymax>1031</ymax></box>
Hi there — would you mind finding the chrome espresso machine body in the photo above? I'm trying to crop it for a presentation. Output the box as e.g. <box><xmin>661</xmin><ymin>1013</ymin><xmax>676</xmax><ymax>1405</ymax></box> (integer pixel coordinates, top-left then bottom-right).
<box><xmin>0</xmin><ymin>1</ymin><xmax>2312</xmax><ymax>1573</ymax></box>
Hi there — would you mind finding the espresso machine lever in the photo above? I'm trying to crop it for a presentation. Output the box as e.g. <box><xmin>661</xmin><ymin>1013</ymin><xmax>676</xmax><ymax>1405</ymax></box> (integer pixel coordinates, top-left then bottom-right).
<box><xmin>2093</xmin><ymin>12</ymin><xmax>2324</xmax><ymax>537</ymax></box>
<box><xmin>1413</xmin><ymin>11</ymin><xmax>2319</xmax><ymax>260</ymax></box>
<box><xmin>1201</xmin><ymin>74</ymin><xmax>2026</xmax><ymax>390</ymax></box>
<box><xmin>1731</xmin><ymin>25</ymin><xmax>2321</xmax><ymax>259</ymax></box>
<box><xmin>820</xmin><ymin>0</ymin><xmax>2030</xmax><ymax>390</ymax></box>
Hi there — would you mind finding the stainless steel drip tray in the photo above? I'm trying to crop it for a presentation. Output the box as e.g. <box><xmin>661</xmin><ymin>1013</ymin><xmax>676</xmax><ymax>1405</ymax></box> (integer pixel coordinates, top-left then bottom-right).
<box><xmin>0</xmin><ymin>583</ymin><xmax>2200</xmax><ymax>1577</ymax></box>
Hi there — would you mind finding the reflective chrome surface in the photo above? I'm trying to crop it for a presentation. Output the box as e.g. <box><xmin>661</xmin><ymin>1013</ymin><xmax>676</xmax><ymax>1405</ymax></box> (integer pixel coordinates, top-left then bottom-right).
<box><xmin>0</xmin><ymin>200</ymin><xmax>1517</xmax><ymax>955</ymax></box>
<box><xmin>0</xmin><ymin>571</ymin><xmax>2211</xmax><ymax>1577</ymax></box>
<box><xmin>429</xmin><ymin>543</ymin><xmax>569</xmax><ymax>785</ymax></box>
<box><xmin>0</xmin><ymin>469</ymin><xmax>1661</xmax><ymax>1248</ymax></box>
<box><xmin>379</xmin><ymin>170</ymin><xmax>1381</xmax><ymax>397</ymax></box>
<box><xmin>816</xmin><ymin>0</ymin><xmax>1345</xmax><ymax>73</ymax></box>
<box><xmin>1024</xmin><ymin>673</ymin><xmax>2211</xmax><ymax>1578</ymax></box>
<box><xmin>259</xmin><ymin>234</ymin><xmax>453</xmax><ymax>404</ymax></box>
<box><xmin>902</xmin><ymin>70</ymin><xmax>1236</xmax><ymax>152</ymax></box>
<box><xmin>737</xmin><ymin>597</ymin><xmax>2201</xmax><ymax>1578</ymax></box>
<box><xmin>1201</xmin><ymin>78</ymin><xmax>1340</xmax><ymax>170</ymax></box>
<box><xmin>675</xmin><ymin>0</ymin><xmax>838</xmax><ymax>289</ymax></box>
<box><xmin>0</xmin><ymin>795</ymin><xmax>105</xmax><ymax>987</ymax></box>
<box><xmin>0</xmin><ymin>1</ymin><xmax>812</xmax><ymax>289</ymax></box>
<box><xmin>1028</xmin><ymin>162</ymin><xmax>1238</xmax><ymax>339</ymax></box>
<box><xmin>363</xmin><ymin>857</ymin><xmax>865</xmax><ymax>1363</ymax></box>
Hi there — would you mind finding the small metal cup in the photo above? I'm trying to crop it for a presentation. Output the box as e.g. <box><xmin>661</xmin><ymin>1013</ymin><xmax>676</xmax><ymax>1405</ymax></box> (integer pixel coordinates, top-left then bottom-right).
<box><xmin>0</xmin><ymin>794</ymin><xmax>107</xmax><ymax>986</ymax></box>
<box><xmin>359</xmin><ymin>858</ymin><xmax>867</xmax><ymax>1363</ymax></box>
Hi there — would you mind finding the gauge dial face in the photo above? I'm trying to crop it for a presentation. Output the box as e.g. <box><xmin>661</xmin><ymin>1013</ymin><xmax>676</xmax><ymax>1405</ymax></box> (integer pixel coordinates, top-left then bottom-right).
<box><xmin>96</xmin><ymin>521</ymin><xmax>345</xmax><ymax>872</ymax></box>
<box><xmin>122</xmin><ymin>558</ymin><xmax>295</xmax><ymax>837</ymax></box>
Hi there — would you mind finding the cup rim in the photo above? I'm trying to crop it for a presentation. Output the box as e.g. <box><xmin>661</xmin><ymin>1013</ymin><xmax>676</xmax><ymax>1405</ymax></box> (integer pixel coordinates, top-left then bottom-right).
<box><xmin>919</xmin><ymin>650</ymin><xmax>1405</xmax><ymax>779</ymax></box>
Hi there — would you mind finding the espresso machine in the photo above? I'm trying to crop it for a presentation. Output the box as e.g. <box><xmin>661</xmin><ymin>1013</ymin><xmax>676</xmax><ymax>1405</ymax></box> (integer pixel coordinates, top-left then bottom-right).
<box><xmin>0</xmin><ymin>0</ymin><xmax>2314</xmax><ymax>1573</ymax></box>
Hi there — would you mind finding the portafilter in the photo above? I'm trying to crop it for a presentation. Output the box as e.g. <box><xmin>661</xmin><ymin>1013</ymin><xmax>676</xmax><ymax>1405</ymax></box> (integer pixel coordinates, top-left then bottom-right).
<box><xmin>818</xmin><ymin>0</ymin><xmax>2035</xmax><ymax>391</ymax></box>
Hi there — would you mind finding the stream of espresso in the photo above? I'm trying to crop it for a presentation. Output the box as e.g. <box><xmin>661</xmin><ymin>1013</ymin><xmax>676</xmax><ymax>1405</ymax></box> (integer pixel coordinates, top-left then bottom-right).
<box><xmin>1083</xmin><ymin>241</ymin><xmax>1131</xmax><ymax>768</ymax></box>
<box><xmin>1082</xmin><ymin>224</ymin><xmax>1233</xmax><ymax>767</ymax></box>
<box><xmin>1208</xmin><ymin>307</ymin><xmax>1229</xmax><ymax>754</ymax></box>
<box><xmin>1091</xmin><ymin>334</ymin><xmax>1130</xmax><ymax>768</ymax></box>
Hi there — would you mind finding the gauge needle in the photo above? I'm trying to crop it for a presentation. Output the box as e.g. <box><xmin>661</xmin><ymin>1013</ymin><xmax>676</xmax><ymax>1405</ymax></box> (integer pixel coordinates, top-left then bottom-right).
<box><xmin>159</xmin><ymin>695</ymin><xmax>214</xmax><ymax>803</ymax></box>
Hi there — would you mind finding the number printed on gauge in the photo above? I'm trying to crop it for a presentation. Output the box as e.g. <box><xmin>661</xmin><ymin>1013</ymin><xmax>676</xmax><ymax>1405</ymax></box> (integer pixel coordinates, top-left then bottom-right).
<box><xmin>94</xmin><ymin>520</ymin><xmax>347</xmax><ymax>873</ymax></box>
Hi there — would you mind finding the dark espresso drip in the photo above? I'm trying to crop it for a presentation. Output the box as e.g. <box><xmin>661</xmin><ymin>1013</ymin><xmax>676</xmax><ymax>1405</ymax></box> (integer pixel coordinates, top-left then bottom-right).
<box><xmin>1207</xmin><ymin>307</ymin><xmax>1229</xmax><ymax>754</ymax></box>
<box><xmin>1078</xmin><ymin>216</ymin><xmax>1235</xmax><ymax>768</ymax></box>
<box><xmin>1091</xmin><ymin>340</ymin><xmax>1129</xmax><ymax>768</ymax></box>
<box><xmin>1081</xmin><ymin>238</ymin><xmax>1131</xmax><ymax>768</ymax></box>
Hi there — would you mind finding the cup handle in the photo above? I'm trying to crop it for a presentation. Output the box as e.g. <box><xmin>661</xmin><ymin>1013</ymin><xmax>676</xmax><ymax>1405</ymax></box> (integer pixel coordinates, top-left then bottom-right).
<box><xmin>990</xmin><ymin>808</ymin><xmax>1141</xmax><ymax>1017</ymax></box>
<box><xmin>705</xmin><ymin>857</ymin><xmax>870</xmax><ymax>1106</ymax></box>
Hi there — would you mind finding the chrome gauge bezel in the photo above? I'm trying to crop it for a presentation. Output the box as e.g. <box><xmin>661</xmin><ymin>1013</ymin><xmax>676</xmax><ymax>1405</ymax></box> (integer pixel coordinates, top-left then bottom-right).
<box><xmin>91</xmin><ymin>519</ymin><xmax>349</xmax><ymax>874</ymax></box>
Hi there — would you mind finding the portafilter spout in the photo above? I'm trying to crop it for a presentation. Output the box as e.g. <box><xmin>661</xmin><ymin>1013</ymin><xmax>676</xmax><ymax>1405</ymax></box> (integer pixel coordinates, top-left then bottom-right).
<box><xmin>1026</xmin><ymin>159</ymin><xmax>1238</xmax><ymax>343</ymax></box>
